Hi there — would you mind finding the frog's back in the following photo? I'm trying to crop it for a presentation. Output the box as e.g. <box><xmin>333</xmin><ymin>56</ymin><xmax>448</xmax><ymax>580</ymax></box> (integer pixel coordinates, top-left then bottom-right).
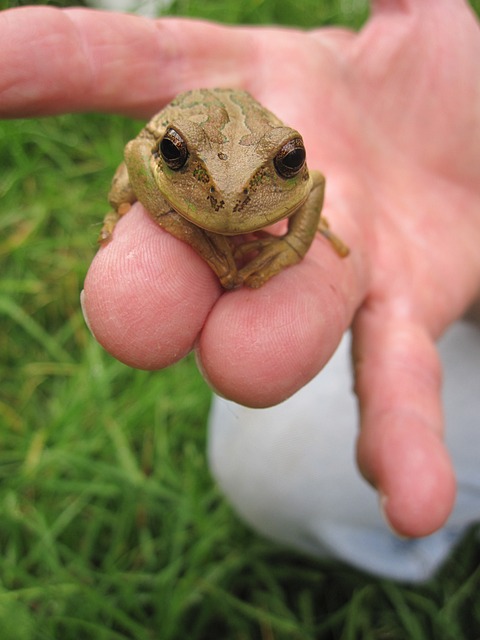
<box><xmin>149</xmin><ymin>88</ymin><xmax>285</xmax><ymax>148</ymax></box>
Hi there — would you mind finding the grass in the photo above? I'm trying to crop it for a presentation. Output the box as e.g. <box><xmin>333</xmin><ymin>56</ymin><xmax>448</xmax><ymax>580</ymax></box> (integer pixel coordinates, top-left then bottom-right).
<box><xmin>2</xmin><ymin>1</ymin><xmax>480</xmax><ymax>638</ymax></box>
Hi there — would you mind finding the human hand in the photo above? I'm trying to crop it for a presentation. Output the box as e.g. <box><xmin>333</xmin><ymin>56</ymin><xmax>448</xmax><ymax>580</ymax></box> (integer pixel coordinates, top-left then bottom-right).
<box><xmin>4</xmin><ymin>1</ymin><xmax>480</xmax><ymax>538</ymax></box>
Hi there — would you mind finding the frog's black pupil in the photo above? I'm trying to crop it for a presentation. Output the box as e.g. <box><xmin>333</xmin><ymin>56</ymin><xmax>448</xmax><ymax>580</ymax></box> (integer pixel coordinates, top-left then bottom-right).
<box><xmin>160</xmin><ymin>138</ymin><xmax>180</xmax><ymax>161</ymax></box>
<box><xmin>283</xmin><ymin>148</ymin><xmax>305</xmax><ymax>171</ymax></box>
<box><xmin>159</xmin><ymin>129</ymin><xmax>188</xmax><ymax>170</ymax></box>
<box><xmin>274</xmin><ymin>138</ymin><xmax>306</xmax><ymax>179</ymax></box>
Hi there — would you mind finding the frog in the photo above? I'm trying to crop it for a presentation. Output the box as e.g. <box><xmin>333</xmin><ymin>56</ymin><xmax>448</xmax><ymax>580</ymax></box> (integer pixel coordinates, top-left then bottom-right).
<box><xmin>100</xmin><ymin>88</ymin><xmax>349</xmax><ymax>289</ymax></box>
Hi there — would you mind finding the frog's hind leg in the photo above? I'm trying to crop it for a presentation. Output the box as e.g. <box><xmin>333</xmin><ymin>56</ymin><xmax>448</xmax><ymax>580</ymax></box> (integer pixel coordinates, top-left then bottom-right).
<box><xmin>99</xmin><ymin>162</ymin><xmax>137</xmax><ymax>244</ymax></box>
<box><xmin>318</xmin><ymin>217</ymin><xmax>350</xmax><ymax>258</ymax></box>
<box><xmin>98</xmin><ymin>203</ymin><xmax>133</xmax><ymax>244</ymax></box>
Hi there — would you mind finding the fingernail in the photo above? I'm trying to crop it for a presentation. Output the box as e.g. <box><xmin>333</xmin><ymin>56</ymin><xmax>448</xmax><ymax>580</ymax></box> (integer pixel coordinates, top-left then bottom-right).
<box><xmin>80</xmin><ymin>290</ymin><xmax>95</xmax><ymax>337</ymax></box>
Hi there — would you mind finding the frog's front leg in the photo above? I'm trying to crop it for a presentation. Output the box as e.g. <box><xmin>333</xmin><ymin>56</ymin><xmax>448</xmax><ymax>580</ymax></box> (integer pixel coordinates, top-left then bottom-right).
<box><xmin>238</xmin><ymin>171</ymin><xmax>349</xmax><ymax>288</ymax></box>
<box><xmin>123</xmin><ymin>136</ymin><xmax>240</xmax><ymax>289</ymax></box>
<box><xmin>237</xmin><ymin>171</ymin><xmax>324</xmax><ymax>288</ymax></box>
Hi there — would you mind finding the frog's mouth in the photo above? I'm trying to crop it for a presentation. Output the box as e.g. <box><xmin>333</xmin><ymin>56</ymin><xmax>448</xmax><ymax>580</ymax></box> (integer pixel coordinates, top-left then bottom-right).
<box><xmin>172</xmin><ymin>192</ymin><xmax>309</xmax><ymax>236</ymax></box>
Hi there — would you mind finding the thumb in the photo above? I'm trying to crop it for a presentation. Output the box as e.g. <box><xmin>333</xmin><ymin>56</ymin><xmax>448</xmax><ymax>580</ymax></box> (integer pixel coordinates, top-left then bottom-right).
<box><xmin>352</xmin><ymin>308</ymin><xmax>456</xmax><ymax>537</ymax></box>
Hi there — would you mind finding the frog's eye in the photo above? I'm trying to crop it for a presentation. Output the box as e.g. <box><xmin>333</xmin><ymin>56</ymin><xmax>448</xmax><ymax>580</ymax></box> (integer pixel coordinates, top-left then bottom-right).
<box><xmin>274</xmin><ymin>137</ymin><xmax>306</xmax><ymax>179</ymax></box>
<box><xmin>159</xmin><ymin>128</ymin><xmax>189</xmax><ymax>170</ymax></box>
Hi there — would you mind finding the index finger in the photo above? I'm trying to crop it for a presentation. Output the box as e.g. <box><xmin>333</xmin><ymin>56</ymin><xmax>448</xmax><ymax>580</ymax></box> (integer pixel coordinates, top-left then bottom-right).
<box><xmin>1</xmin><ymin>6</ymin><xmax>248</xmax><ymax>118</ymax></box>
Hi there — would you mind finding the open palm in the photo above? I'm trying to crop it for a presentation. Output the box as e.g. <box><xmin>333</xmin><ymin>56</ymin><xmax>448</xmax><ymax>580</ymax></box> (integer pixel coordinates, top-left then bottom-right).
<box><xmin>4</xmin><ymin>0</ymin><xmax>480</xmax><ymax>537</ymax></box>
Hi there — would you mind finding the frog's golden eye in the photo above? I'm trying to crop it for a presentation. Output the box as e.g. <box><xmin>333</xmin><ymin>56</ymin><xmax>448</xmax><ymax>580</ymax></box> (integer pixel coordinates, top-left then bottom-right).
<box><xmin>274</xmin><ymin>137</ymin><xmax>306</xmax><ymax>179</ymax></box>
<box><xmin>159</xmin><ymin>128</ymin><xmax>189</xmax><ymax>170</ymax></box>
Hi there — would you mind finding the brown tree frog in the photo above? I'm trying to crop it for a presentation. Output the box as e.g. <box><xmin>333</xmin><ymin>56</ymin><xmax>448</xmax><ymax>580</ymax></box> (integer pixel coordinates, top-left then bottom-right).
<box><xmin>100</xmin><ymin>88</ymin><xmax>349</xmax><ymax>289</ymax></box>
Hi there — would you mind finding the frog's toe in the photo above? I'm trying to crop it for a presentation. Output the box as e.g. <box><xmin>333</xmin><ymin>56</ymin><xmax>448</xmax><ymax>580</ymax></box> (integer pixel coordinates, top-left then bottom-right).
<box><xmin>243</xmin><ymin>273</ymin><xmax>268</xmax><ymax>289</ymax></box>
<box><xmin>216</xmin><ymin>266</ymin><xmax>241</xmax><ymax>290</ymax></box>
<box><xmin>220</xmin><ymin>275</ymin><xmax>239</xmax><ymax>290</ymax></box>
<box><xmin>98</xmin><ymin>225</ymin><xmax>115</xmax><ymax>245</ymax></box>
<box><xmin>234</xmin><ymin>235</ymin><xmax>274</xmax><ymax>260</ymax></box>
<box><xmin>98</xmin><ymin>209</ymin><xmax>123</xmax><ymax>245</ymax></box>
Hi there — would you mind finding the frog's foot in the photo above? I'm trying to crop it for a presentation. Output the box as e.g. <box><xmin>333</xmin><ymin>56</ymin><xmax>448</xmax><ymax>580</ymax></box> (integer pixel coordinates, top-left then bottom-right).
<box><xmin>238</xmin><ymin>236</ymin><xmax>301</xmax><ymax>289</ymax></box>
<box><xmin>233</xmin><ymin>232</ymin><xmax>275</xmax><ymax>261</ymax></box>
<box><xmin>209</xmin><ymin>251</ymin><xmax>240</xmax><ymax>289</ymax></box>
<box><xmin>218</xmin><ymin>271</ymin><xmax>241</xmax><ymax>290</ymax></box>
<box><xmin>318</xmin><ymin>217</ymin><xmax>350</xmax><ymax>258</ymax></box>
<box><xmin>206</xmin><ymin>255</ymin><xmax>242</xmax><ymax>290</ymax></box>
<box><xmin>98</xmin><ymin>203</ymin><xmax>131</xmax><ymax>245</ymax></box>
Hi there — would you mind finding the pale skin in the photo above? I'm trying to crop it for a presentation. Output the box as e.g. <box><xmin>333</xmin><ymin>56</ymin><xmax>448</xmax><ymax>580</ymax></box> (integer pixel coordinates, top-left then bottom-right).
<box><xmin>3</xmin><ymin>0</ymin><xmax>480</xmax><ymax>539</ymax></box>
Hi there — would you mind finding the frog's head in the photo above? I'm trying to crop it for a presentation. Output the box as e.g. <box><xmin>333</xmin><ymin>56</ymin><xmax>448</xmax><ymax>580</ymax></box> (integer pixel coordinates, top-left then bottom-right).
<box><xmin>148</xmin><ymin>118</ymin><xmax>312</xmax><ymax>235</ymax></box>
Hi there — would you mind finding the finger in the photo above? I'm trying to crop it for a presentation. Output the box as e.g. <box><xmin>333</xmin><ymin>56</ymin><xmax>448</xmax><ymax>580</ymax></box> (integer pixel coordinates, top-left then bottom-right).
<box><xmin>82</xmin><ymin>204</ymin><xmax>221</xmax><ymax>369</ymax></box>
<box><xmin>1</xmin><ymin>6</ymin><xmax>250</xmax><ymax>118</ymax></box>
<box><xmin>353</xmin><ymin>309</ymin><xmax>456</xmax><ymax>537</ymax></box>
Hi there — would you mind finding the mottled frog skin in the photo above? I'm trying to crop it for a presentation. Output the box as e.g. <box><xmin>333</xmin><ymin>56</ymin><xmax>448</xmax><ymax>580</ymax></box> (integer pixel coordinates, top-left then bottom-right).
<box><xmin>101</xmin><ymin>88</ymin><xmax>348</xmax><ymax>289</ymax></box>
